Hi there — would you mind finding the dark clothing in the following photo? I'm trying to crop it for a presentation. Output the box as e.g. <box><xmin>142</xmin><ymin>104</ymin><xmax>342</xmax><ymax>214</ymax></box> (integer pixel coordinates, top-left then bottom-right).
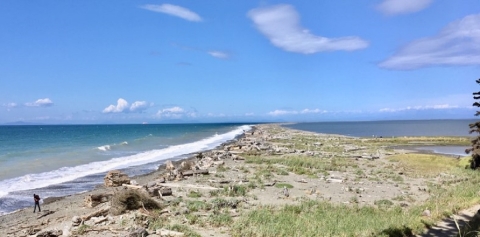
<box><xmin>34</xmin><ymin>194</ymin><xmax>41</xmax><ymax>213</ymax></box>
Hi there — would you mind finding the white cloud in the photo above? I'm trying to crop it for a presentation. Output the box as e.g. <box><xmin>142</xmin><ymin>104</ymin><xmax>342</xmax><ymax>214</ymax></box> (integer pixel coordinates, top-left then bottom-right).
<box><xmin>103</xmin><ymin>98</ymin><xmax>129</xmax><ymax>113</ymax></box>
<box><xmin>247</xmin><ymin>4</ymin><xmax>368</xmax><ymax>54</ymax></box>
<box><xmin>301</xmin><ymin>108</ymin><xmax>327</xmax><ymax>114</ymax></box>
<box><xmin>130</xmin><ymin>101</ymin><xmax>150</xmax><ymax>112</ymax></box>
<box><xmin>379</xmin><ymin>104</ymin><xmax>460</xmax><ymax>112</ymax></box>
<box><xmin>379</xmin><ymin>13</ymin><xmax>480</xmax><ymax>70</ymax></box>
<box><xmin>140</xmin><ymin>4</ymin><xmax>202</xmax><ymax>22</ymax></box>
<box><xmin>156</xmin><ymin>106</ymin><xmax>195</xmax><ymax>119</ymax></box>
<box><xmin>25</xmin><ymin>98</ymin><xmax>54</xmax><ymax>107</ymax></box>
<box><xmin>268</xmin><ymin>108</ymin><xmax>326</xmax><ymax>116</ymax></box>
<box><xmin>377</xmin><ymin>0</ymin><xmax>433</xmax><ymax>15</ymax></box>
<box><xmin>208</xmin><ymin>51</ymin><xmax>229</xmax><ymax>59</ymax></box>
<box><xmin>103</xmin><ymin>99</ymin><xmax>151</xmax><ymax>113</ymax></box>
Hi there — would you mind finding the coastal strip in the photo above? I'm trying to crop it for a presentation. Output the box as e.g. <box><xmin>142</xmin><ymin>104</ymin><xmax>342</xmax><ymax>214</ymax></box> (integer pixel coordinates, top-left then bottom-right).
<box><xmin>0</xmin><ymin>124</ymin><xmax>475</xmax><ymax>237</ymax></box>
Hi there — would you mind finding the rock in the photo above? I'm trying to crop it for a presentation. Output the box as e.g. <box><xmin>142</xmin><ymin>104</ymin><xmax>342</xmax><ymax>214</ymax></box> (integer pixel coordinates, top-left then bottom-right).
<box><xmin>71</xmin><ymin>216</ymin><xmax>82</xmax><ymax>226</ymax></box>
<box><xmin>27</xmin><ymin>227</ymin><xmax>41</xmax><ymax>235</ymax></box>
<box><xmin>129</xmin><ymin>227</ymin><xmax>149</xmax><ymax>237</ymax></box>
<box><xmin>422</xmin><ymin>209</ymin><xmax>431</xmax><ymax>217</ymax></box>
<box><xmin>165</xmin><ymin>160</ymin><xmax>175</xmax><ymax>171</ymax></box>
<box><xmin>36</xmin><ymin>229</ymin><xmax>63</xmax><ymax>237</ymax></box>
<box><xmin>104</xmin><ymin>170</ymin><xmax>130</xmax><ymax>187</ymax></box>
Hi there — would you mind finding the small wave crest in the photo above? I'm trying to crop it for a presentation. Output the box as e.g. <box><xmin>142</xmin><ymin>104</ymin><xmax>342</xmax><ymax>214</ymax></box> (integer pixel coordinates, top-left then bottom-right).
<box><xmin>97</xmin><ymin>145</ymin><xmax>111</xmax><ymax>151</ymax></box>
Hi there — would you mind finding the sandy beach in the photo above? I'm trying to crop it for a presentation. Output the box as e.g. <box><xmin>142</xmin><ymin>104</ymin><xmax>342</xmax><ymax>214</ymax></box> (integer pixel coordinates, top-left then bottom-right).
<box><xmin>0</xmin><ymin>124</ymin><xmax>475</xmax><ymax>237</ymax></box>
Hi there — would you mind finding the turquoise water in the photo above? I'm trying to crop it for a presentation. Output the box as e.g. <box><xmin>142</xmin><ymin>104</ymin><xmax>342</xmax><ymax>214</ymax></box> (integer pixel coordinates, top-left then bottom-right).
<box><xmin>0</xmin><ymin>123</ymin><xmax>251</xmax><ymax>215</ymax></box>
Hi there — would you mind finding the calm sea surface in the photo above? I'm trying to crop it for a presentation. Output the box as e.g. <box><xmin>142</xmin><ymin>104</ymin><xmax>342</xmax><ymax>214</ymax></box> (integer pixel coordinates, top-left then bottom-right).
<box><xmin>284</xmin><ymin>120</ymin><xmax>476</xmax><ymax>137</ymax></box>
<box><xmin>0</xmin><ymin>123</ymin><xmax>251</xmax><ymax>215</ymax></box>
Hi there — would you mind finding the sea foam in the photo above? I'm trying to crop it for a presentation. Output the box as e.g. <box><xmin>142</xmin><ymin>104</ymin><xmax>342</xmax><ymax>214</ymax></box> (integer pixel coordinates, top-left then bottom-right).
<box><xmin>0</xmin><ymin>125</ymin><xmax>251</xmax><ymax>198</ymax></box>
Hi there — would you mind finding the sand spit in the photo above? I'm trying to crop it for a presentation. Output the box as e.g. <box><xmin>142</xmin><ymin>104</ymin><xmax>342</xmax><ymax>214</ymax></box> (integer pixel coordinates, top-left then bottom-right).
<box><xmin>0</xmin><ymin>124</ymin><xmax>472</xmax><ymax>237</ymax></box>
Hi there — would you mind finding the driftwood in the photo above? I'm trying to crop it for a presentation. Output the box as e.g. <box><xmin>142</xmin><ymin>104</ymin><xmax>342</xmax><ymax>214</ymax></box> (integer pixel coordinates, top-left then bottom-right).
<box><xmin>81</xmin><ymin>207</ymin><xmax>109</xmax><ymax>221</ymax></box>
<box><xmin>158</xmin><ymin>187</ymin><xmax>172</xmax><ymax>197</ymax></box>
<box><xmin>121</xmin><ymin>183</ymin><xmax>143</xmax><ymax>189</ymax></box>
<box><xmin>209</xmin><ymin>179</ymin><xmax>231</xmax><ymax>184</ymax></box>
<box><xmin>84</xmin><ymin>193</ymin><xmax>113</xmax><ymax>207</ymax></box>
<box><xmin>159</xmin><ymin>183</ymin><xmax>220</xmax><ymax>190</ymax></box>
<box><xmin>159</xmin><ymin>229</ymin><xmax>185</xmax><ymax>236</ymax></box>
<box><xmin>264</xmin><ymin>181</ymin><xmax>276</xmax><ymax>187</ymax></box>
<box><xmin>182</xmin><ymin>169</ymin><xmax>209</xmax><ymax>176</ymax></box>
<box><xmin>37</xmin><ymin>210</ymin><xmax>54</xmax><ymax>219</ymax></box>
<box><xmin>326</xmin><ymin>178</ymin><xmax>343</xmax><ymax>183</ymax></box>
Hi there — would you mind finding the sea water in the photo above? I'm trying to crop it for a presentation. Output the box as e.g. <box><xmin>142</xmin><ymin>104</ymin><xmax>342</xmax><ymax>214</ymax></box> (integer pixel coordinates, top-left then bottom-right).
<box><xmin>0</xmin><ymin>123</ymin><xmax>251</xmax><ymax>215</ymax></box>
<box><xmin>285</xmin><ymin>119</ymin><xmax>476</xmax><ymax>156</ymax></box>
<box><xmin>284</xmin><ymin>120</ymin><xmax>475</xmax><ymax>137</ymax></box>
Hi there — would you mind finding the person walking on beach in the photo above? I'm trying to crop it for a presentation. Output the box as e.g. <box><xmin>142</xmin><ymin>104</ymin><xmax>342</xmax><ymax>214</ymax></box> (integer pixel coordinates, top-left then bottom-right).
<box><xmin>33</xmin><ymin>194</ymin><xmax>41</xmax><ymax>213</ymax></box>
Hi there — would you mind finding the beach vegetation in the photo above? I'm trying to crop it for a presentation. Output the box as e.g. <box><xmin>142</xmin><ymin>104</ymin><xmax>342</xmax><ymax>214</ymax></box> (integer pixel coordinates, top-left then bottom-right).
<box><xmin>75</xmin><ymin>224</ymin><xmax>91</xmax><ymax>235</ymax></box>
<box><xmin>224</xmin><ymin>184</ymin><xmax>248</xmax><ymax>197</ymax></box>
<box><xmin>165</xmin><ymin>224</ymin><xmax>201</xmax><ymax>237</ymax></box>
<box><xmin>186</xmin><ymin>200</ymin><xmax>211</xmax><ymax>212</ymax></box>
<box><xmin>274</xmin><ymin>183</ymin><xmax>293</xmax><ymax>189</ymax></box>
<box><xmin>187</xmin><ymin>190</ymin><xmax>203</xmax><ymax>198</ymax></box>
<box><xmin>209</xmin><ymin>212</ymin><xmax>233</xmax><ymax>227</ymax></box>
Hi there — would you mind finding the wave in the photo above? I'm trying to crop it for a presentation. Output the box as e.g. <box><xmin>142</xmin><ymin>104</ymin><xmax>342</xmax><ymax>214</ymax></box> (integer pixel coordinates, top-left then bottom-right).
<box><xmin>97</xmin><ymin>145</ymin><xmax>111</xmax><ymax>151</ymax></box>
<box><xmin>97</xmin><ymin>141</ymin><xmax>128</xmax><ymax>151</ymax></box>
<box><xmin>0</xmin><ymin>125</ymin><xmax>251</xmax><ymax>198</ymax></box>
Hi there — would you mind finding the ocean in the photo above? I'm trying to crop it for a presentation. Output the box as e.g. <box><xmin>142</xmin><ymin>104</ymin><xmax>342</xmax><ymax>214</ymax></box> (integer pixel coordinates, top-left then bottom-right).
<box><xmin>284</xmin><ymin>119</ymin><xmax>476</xmax><ymax>137</ymax></box>
<box><xmin>284</xmin><ymin>119</ymin><xmax>475</xmax><ymax>157</ymax></box>
<box><xmin>0</xmin><ymin>123</ymin><xmax>251</xmax><ymax>215</ymax></box>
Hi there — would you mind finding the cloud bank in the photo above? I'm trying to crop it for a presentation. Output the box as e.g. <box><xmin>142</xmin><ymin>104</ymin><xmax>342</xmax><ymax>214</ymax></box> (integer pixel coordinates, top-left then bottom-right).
<box><xmin>156</xmin><ymin>106</ymin><xmax>196</xmax><ymax>119</ymax></box>
<box><xmin>379</xmin><ymin>104</ymin><xmax>461</xmax><ymax>112</ymax></box>
<box><xmin>25</xmin><ymin>98</ymin><xmax>54</xmax><ymax>107</ymax></box>
<box><xmin>103</xmin><ymin>98</ymin><xmax>151</xmax><ymax>113</ymax></box>
<box><xmin>248</xmin><ymin>4</ymin><xmax>368</xmax><ymax>54</ymax></box>
<box><xmin>140</xmin><ymin>4</ymin><xmax>202</xmax><ymax>22</ymax></box>
<box><xmin>268</xmin><ymin>108</ymin><xmax>327</xmax><ymax>116</ymax></box>
<box><xmin>377</xmin><ymin>0</ymin><xmax>433</xmax><ymax>15</ymax></box>
<box><xmin>379</xmin><ymin>13</ymin><xmax>480</xmax><ymax>70</ymax></box>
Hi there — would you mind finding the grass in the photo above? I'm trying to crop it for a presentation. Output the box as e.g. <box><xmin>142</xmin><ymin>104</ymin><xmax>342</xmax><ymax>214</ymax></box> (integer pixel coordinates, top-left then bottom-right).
<box><xmin>231</xmin><ymin>146</ymin><xmax>480</xmax><ymax>237</ymax></box>
<box><xmin>274</xmin><ymin>183</ymin><xmax>293</xmax><ymax>189</ymax></box>
<box><xmin>387</xmin><ymin>153</ymin><xmax>461</xmax><ymax>178</ymax></box>
<box><xmin>231</xmin><ymin>201</ymin><xmax>423</xmax><ymax>237</ymax></box>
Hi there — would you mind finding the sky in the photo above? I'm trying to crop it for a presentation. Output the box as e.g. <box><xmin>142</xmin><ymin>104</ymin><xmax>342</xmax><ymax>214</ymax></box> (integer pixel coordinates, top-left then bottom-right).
<box><xmin>1</xmin><ymin>0</ymin><xmax>480</xmax><ymax>124</ymax></box>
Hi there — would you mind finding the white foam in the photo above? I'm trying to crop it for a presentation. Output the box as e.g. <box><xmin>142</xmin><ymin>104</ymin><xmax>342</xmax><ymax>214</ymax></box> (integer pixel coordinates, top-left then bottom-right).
<box><xmin>0</xmin><ymin>125</ymin><xmax>251</xmax><ymax>198</ymax></box>
<box><xmin>97</xmin><ymin>145</ymin><xmax>111</xmax><ymax>151</ymax></box>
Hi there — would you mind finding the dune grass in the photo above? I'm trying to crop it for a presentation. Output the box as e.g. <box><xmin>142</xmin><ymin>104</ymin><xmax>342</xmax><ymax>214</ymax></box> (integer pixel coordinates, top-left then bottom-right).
<box><xmin>233</xmin><ymin>151</ymin><xmax>480</xmax><ymax>237</ymax></box>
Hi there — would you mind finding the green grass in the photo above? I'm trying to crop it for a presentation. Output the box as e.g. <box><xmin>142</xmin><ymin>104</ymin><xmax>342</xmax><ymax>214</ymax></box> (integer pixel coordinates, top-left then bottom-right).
<box><xmin>187</xmin><ymin>191</ymin><xmax>203</xmax><ymax>198</ymax></box>
<box><xmin>274</xmin><ymin>183</ymin><xmax>293</xmax><ymax>189</ymax></box>
<box><xmin>231</xmin><ymin>201</ymin><xmax>422</xmax><ymax>237</ymax></box>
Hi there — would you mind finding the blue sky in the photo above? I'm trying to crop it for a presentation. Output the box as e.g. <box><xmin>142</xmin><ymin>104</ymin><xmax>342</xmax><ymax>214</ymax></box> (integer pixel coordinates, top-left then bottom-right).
<box><xmin>1</xmin><ymin>0</ymin><xmax>479</xmax><ymax>124</ymax></box>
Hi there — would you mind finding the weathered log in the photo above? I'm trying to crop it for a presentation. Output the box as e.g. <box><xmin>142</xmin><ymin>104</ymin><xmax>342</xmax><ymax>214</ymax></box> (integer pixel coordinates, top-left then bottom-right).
<box><xmin>158</xmin><ymin>187</ymin><xmax>172</xmax><ymax>197</ymax></box>
<box><xmin>158</xmin><ymin>228</ymin><xmax>185</xmax><ymax>236</ymax></box>
<box><xmin>159</xmin><ymin>183</ymin><xmax>220</xmax><ymax>190</ymax></box>
<box><xmin>37</xmin><ymin>210</ymin><xmax>54</xmax><ymax>219</ymax></box>
<box><xmin>81</xmin><ymin>207</ymin><xmax>109</xmax><ymax>221</ymax></box>
<box><xmin>84</xmin><ymin>194</ymin><xmax>112</xmax><ymax>207</ymax></box>
<box><xmin>182</xmin><ymin>169</ymin><xmax>209</xmax><ymax>176</ymax></box>
<box><xmin>122</xmin><ymin>183</ymin><xmax>144</xmax><ymax>189</ymax></box>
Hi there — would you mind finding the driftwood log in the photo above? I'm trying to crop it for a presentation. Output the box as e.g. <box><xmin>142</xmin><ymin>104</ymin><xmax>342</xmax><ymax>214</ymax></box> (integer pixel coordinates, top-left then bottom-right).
<box><xmin>84</xmin><ymin>194</ymin><xmax>113</xmax><ymax>208</ymax></box>
<box><xmin>182</xmin><ymin>169</ymin><xmax>209</xmax><ymax>176</ymax></box>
